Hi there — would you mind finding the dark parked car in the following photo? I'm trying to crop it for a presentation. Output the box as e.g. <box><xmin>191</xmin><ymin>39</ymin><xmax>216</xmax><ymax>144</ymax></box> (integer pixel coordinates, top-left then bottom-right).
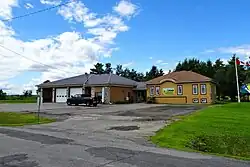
<box><xmin>66</xmin><ymin>94</ymin><xmax>98</xmax><ymax>106</ymax></box>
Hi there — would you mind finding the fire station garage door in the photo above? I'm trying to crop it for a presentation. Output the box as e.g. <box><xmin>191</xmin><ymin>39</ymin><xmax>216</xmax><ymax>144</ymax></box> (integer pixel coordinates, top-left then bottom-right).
<box><xmin>70</xmin><ymin>87</ymin><xmax>82</xmax><ymax>97</ymax></box>
<box><xmin>55</xmin><ymin>88</ymin><xmax>67</xmax><ymax>103</ymax></box>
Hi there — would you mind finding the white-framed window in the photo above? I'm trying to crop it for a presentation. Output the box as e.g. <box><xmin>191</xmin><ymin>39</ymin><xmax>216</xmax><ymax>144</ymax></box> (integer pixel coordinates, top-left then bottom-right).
<box><xmin>150</xmin><ymin>86</ymin><xmax>154</xmax><ymax>96</ymax></box>
<box><xmin>192</xmin><ymin>98</ymin><xmax>199</xmax><ymax>103</ymax></box>
<box><xmin>192</xmin><ymin>84</ymin><xmax>198</xmax><ymax>95</ymax></box>
<box><xmin>155</xmin><ymin>86</ymin><xmax>160</xmax><ymax>96</ymax></box>
<box><xmin>200</xmin><ymin>84</ymin><xmax>207</xmax><ymax>95</ymax></box>
<box><xmin>177</xmin><ymin>85</ymin><xmax>183</xmax><ymax>95</ymax></box>
<box><xmin>201</xmin><ymin>98</ymin><xmax>207</xmax><ymax>103</ymax></box>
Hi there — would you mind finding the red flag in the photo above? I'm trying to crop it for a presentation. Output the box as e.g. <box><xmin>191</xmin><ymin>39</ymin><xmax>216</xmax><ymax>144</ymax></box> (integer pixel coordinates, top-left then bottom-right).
<box><xmin>236</xmin><ymin>58</ymin><xmax>241</xmax><ymax>65</ymax></box>
<box><xmin>236</xmin><ymin>58</ymin><xmax>246</xmax><ymax>65</ymax></box>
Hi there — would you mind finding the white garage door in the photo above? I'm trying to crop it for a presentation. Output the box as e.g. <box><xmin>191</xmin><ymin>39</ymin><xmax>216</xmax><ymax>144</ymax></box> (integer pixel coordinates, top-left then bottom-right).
<box><xmin>70</xmin><ymin>87</ymin><xmax>82</xmax><ymax>97</ymax></box>
<box><xmin>55</xmin><ymin>88</ymin><xmax>67</xmax><ymax>103</ymax></box>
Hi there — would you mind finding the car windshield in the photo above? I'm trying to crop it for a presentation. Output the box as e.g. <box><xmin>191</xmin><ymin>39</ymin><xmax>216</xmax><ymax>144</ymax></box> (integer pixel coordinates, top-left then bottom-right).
<box><xmin>73</xmin><ymin>94</ymin><xmax>81</xmax><ymax>97</ymax></box>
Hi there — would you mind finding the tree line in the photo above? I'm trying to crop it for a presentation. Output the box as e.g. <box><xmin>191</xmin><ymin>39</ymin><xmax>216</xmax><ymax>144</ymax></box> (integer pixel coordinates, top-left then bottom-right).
<box><xmin>0</xmin><ymin>89</ymin><xmax>33</xmax><ymax>100</ymax></box>
<box><xmin>89</xmin><ymin>63</ymin><xmax>165</xmax><ymax>81</ymax></box>
<box><xmin>1</xmin><ymin>56</ymin><xmax>246</xmax><ymax>101</ymax></box>
<box><xmin>175</xmin><ymin>56</ymin><xmax>249</xmax><ymax>101</ymax></box>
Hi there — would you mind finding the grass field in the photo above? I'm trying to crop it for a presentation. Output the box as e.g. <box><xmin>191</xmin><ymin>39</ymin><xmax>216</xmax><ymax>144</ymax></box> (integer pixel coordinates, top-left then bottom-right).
<box><xmin>0</xmin><ymin>112</ymin><xmax>55</xmax><ymax>126</ymax></box>
<box><xmin>0</xmin><ymin>100</ymin><xmax>36</xmax><ymax>103</ymax></box>
<box><xmin>151</xmin><ymin>103</ymin><xmax>250</xmax><ymax>160</ymax></box>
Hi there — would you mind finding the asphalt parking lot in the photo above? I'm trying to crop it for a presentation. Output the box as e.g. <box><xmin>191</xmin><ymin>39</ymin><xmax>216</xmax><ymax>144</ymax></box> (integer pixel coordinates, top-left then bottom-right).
<box><xmin>0</xmin><ymin>103</ymin><xmax>249</xmax><ymax>167</ymax></box>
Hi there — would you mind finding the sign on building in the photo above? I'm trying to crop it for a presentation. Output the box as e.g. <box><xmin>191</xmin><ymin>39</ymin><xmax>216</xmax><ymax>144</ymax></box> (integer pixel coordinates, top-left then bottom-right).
<box><xmin>162</xmin><ymin>88</ymin><xmax>174</xmax><ymax>95</ymax></box>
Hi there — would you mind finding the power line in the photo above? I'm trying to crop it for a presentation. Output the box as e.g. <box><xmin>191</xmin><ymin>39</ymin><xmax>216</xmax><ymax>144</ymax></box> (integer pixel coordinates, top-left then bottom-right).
<box><xmin>0</xmin><ymin>44</ymin><xmax>82</xmax><ymax>75</ymax></box>
<box><xmin>1</xmin><ymin>0</ymin><xmax>74</xmax><ymax>22</ymax></box>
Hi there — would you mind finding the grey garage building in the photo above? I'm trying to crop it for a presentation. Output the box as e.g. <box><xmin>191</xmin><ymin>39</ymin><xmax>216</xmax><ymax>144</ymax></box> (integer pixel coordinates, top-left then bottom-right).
<box><xmin>37</xmin><ymin>73</ymin><xmax>146</xmax><ymax>104</ymax></box>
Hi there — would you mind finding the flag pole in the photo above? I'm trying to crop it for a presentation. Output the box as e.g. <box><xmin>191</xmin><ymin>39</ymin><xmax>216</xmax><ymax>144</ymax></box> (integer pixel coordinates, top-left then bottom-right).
<box><xmin>234</xmin><ymin>54</ymin><xmax>241</xmax><ymax>103</ymax></box>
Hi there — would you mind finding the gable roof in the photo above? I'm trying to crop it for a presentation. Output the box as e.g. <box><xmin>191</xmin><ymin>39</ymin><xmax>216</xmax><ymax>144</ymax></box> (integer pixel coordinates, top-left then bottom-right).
<box><xmin>37</xmin><ymin>73</ymin><xmax>140</xmax><ymax>87</ymax></box>
<box><xmin>146</xmin><ymin>71</ymin><xmax>213</xmax><ymax>85</ymax></box>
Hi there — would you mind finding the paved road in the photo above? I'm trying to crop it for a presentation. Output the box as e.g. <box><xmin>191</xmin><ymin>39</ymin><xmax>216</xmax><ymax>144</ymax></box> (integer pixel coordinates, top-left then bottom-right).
<box><xmin>0</xmin><ymin>103</ymin><xmax>249</xmax><ymax>167</ymax></box>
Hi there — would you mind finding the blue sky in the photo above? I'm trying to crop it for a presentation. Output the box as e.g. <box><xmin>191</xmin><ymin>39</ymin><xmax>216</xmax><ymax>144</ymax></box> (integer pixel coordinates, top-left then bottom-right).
<box><xmin>1</xmin><ymin>0</ymin><xmax>250</xmax><ymax>94</ymax></box>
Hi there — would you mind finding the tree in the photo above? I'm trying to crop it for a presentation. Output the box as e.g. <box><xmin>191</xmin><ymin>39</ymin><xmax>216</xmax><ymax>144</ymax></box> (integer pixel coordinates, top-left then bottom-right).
<box><xmin>90</xmin><ymin>63</ymin><xmax>104</xmax><ymax>74</ymax></box>
<box><xmin>174</xmin><ymin>57</ymin><xmax>248</xmax><ymax>101</ymax></box>
<box><xmin>145</xmin><ymin>66</ymin><xmax>164</xmax><ymax>81</ymax></box>
<box><xmin>23</xmin><ymin>90</ymin><xmax>32</xmax><ymax>97</ymax></box>
<box><xmin>0</xmin><ymin>89</ymin><xmax>7</xmax><ymax>100</ymax></box>
<box><xmin>223</xmin><ymin>56</ymin><xmax>246</xmax><ymax>101</ymax></box>
<box><xmin>115</xmin><ymin>65</ymin><xmax>123</xmax><ymax>76</ymax></box>
<box><xmin>104</xmin><ymin>63</ymin><xmax>113</xmax><ymax>74</ymax></box>
<box><xmin>121</xmin><ymin>68</ymin><xmax>130</xmax><ymax>78</ymax></box>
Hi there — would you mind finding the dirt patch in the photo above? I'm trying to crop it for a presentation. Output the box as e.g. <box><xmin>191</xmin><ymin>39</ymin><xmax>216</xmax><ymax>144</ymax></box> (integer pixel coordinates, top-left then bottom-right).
<box><xmin>108</xmin><ymin>126</ymin><xmax>140</xmax><ymax>131</ymax></box>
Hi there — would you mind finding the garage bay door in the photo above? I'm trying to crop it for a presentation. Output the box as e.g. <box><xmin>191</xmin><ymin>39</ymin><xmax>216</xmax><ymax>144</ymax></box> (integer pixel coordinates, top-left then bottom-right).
<box><xmin>55</xmin><ymin>88</ymin><xmax>67</xmax><ymax>103</ymax></box>
<box><xmin>70</xmin><ymin>87</ymin><xmax>82</xmax><ymax>97</ymax></box>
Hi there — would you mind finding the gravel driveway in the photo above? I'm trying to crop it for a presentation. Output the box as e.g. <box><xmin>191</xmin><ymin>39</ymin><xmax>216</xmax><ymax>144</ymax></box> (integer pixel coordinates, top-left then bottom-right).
<box><xmin>0</xmin><ymin>103</ymin><xmax>249</xmax><ymax>167</ymax></box>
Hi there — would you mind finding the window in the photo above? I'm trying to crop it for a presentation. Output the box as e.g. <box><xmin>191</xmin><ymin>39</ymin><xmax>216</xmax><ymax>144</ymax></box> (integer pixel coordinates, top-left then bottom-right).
<box><xmin>177</xmin><ymin>85</ymin><xmax>183</xmax><ymax>95</ymax></box>
<box><xmin>192</xmin><ymin>84</ymin><xmax>198</xmax><ymax>95</ymax></box>
<box><xmin>201</xmin><ymin>98</ymin><xmax>207</xmax><ymax>103</ymax></box>
<box><xmin>200</xmin><ymin>84</ymin><xmax>207</xmax><ymax>95</ymax></box>
<box><xmin>150</xmin><ymin>86</ymin><xmax>154</xmax><ymax>96</ymax></box>
<box><xmin>155</xmin><ymin>87</ymin><xmax>160</xmax><ymax>96</ymax></box>
<box><xmin>192</xmin><ymin>98</ymin><xmax>199</xmax><ymax>103</ymax></box>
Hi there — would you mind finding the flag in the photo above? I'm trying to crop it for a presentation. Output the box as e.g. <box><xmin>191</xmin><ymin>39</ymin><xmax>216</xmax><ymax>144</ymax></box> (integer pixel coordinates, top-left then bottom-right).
<box><xmin>236</xmin><ymin>58</ymin><xmax>250</xmax><ymax>66</ymax></box>
<box><xmin>235</xmin><ymin>56</ymin><xmax>241</xmax><ymax>103</ymax></box>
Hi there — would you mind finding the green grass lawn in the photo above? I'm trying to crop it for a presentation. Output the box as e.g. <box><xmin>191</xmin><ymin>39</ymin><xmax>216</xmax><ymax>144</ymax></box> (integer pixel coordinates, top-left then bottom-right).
<box><xmin>151</xmin><ymin>103</ymin><xmax>250</xmax><ymax>160</ymax></box>
<box><xmin>0</xmin><ymin>100</ymin><xmax>37</xmax><ymax>103</ymax></box>
<box><xmin>0</xmin><ymin>112</ymin><xmax>55</xmax><ymax>126</ymax></box>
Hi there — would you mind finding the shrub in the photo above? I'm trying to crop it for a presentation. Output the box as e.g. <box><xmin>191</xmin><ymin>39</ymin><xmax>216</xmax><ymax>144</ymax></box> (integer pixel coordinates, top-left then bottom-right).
<box><xmin>146</xmin><ymin>97</ymin><xmax>156</xmax><ymax>104</ymax></box>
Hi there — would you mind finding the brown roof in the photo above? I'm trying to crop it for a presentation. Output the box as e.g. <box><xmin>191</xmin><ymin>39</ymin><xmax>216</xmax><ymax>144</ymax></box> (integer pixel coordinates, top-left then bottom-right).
<box><xmin>146</xmin><ymin>71</ymin><xmax>213</xmax><ymax>85</ymax></box>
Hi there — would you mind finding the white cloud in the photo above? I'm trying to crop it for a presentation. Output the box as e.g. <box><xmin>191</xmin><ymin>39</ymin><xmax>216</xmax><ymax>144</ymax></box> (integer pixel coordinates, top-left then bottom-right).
<box><xmin>217</xmin><ymin>45</ymin><xmax>250</xmax><ymax>58</ymax></box>
<box><xmin>40</xmin><ymin>0</ymin><xmax>62</xmax><ymax>5</ymax></box>
<box><xmin>205</xmin><ymin>45</ymin><xmax>250</xmax><ymax>61</ymax></box>
<box><xmin>24</xmin><ymin>3</ymin><xmax>34</xmax><ymax>9</ymax></box>
<box><xmin>155</xmin><ymin>60</ymin><xmax>163</xmax><ymax>64</ymax></box>
<box><xmin>113</xmin><ymin>0</ymin><xmax>139</xmax><ymax>18</ymax></box>
<box><xmin>0</xmin><ymin>0</ymin><xmax>18</xmax><ymax>19</ymax></box>
<box><xmin>122</xmin><ymin>62</ymin><xmax>133</xmax><ymax>68</ymax></box>
<box><xmin>149</xmin><ymin>57</ymin><xmax>153</xmax><ymax>59</ymax></box>
<box><xmin>201</xmin><ymin>49</ymin><xmax>215</xmax><ymax>54</ymax></box>
<box><xmin>0</xmin><ymin>0</ymin><xmax>139</xmax><ymax>94</ymax></box>
<box><xmin>58</xmin><ymin>1</ymin><xmax>130</xmax><ymax>45</ymax></box>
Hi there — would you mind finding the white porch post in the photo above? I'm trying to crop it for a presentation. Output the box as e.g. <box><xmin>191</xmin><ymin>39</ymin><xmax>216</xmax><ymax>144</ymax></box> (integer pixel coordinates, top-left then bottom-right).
<box><xmin>91</xmin><ymin>87</ymin><xmax>95</xmax><ymax>98</ymax></box>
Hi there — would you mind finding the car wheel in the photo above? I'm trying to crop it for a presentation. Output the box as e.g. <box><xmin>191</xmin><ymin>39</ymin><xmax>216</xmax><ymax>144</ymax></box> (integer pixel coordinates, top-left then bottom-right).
<box><xmin>86</xmin><ymin>101</ymin><xmax>90</xmax><ymax>106</ymax></box>
<box><xmin>93</xmin><ymin>103</ymin><xmax>97</xmax><ymax>107</ymax></box>
<box><xmin>67</xmin><ymin>102</ymin><xmax>71</xmax><ymax>106</ymax></box>
<box><xmin>75</xmin><ymin>103</ymin><xmax>79</xmax><ymax>106</ymax></box>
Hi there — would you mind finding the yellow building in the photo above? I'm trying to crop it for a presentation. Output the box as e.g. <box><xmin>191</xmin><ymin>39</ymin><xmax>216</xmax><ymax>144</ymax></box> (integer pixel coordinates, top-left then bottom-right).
<box><xmin>146</xmin><ymin>71</ymin><xmax>217</xmax><ymax>104</ymax></box>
